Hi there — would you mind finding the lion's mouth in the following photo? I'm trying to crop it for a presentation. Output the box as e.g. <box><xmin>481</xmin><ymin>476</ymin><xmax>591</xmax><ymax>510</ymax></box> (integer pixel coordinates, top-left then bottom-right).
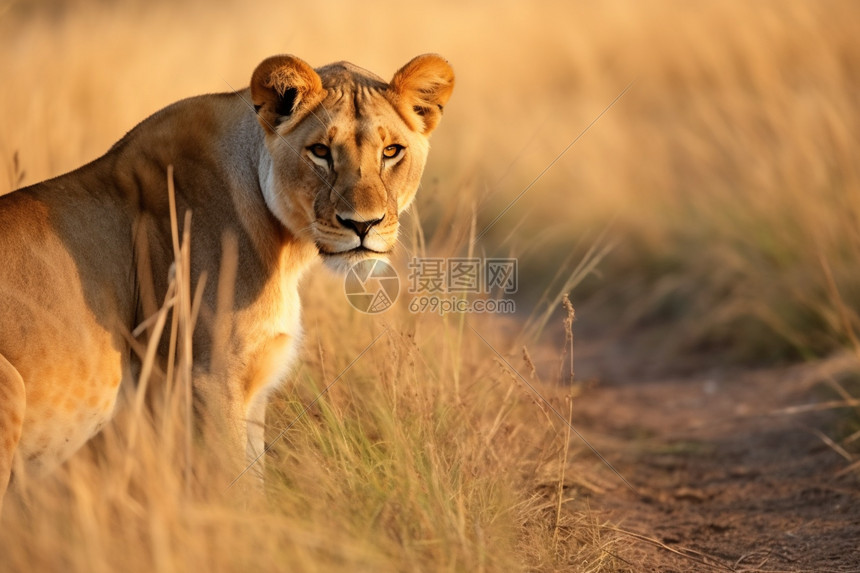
<box><xmin>317</xmin><ymin>245</ymin><xmax>391</xmax><ymax>257</ymax></box>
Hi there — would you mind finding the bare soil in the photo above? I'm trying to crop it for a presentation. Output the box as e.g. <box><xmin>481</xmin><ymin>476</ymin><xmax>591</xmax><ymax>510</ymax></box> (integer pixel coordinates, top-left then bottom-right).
<box><xmin>570</xmin><ymin>340</ymin><xmax>860</xmax><ymax>572</ymax></box>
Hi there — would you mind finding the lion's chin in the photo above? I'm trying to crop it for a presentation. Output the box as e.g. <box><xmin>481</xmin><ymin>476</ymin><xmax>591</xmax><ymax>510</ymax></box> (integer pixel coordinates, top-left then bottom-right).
<box><xmin>318</xmin><ymin>246</ymin><xmax>391</xmax><ymax>274</ymax></box>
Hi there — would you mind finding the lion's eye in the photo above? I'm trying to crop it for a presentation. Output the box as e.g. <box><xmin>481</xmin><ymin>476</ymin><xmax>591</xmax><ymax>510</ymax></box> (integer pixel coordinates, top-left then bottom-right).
<box><xmin>382</xmin><ymin>144</ymin><xmax>404</xmax><ymax>160</ymax></box>
<box><xmin>309</xmin><ymin>144</ymin><xmax>331</xmax><ymax>159</ymax></box>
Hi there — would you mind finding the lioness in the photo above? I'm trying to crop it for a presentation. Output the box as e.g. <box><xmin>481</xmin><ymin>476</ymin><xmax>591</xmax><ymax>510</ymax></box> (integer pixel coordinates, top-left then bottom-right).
<box><xmin>0</xmin><ymin>54</ymin><xmax>454</xmax><ymax>504</ymax></box>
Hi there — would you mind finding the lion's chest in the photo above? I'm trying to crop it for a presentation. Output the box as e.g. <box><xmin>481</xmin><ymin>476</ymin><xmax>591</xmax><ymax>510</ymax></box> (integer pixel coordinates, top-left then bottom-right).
<box><xmin>235</xmin><ymin>274</ymin><xmax>305</xmax><ymax>402</ymax></box>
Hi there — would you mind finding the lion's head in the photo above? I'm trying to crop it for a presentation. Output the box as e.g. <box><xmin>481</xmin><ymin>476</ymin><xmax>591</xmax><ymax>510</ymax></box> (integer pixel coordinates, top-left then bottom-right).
<box><xmin>250</xmin><ymin>54</ymin><xmax>454</xmax><ymax>271</ymax></box>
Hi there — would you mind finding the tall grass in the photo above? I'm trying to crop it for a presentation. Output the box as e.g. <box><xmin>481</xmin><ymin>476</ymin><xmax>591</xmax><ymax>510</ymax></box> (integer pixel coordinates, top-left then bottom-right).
<box><xmin>2</xmin><ymin>246</ymin><xmax>612</xmax><ymax>565</ymax></box>
<box><xmin>0</xmin><ymin>165</ymin><xmax>621</xmax><ymax>570</ymax></box>
<box><xmin>3</xmin><ymin>1</ymin><xmax>859</xmax><ymax>360</ymax></box>
<box><xmin>2</xmin><ymin>0</ymin><xmax>860</xmax><ymax>568</ymax></box>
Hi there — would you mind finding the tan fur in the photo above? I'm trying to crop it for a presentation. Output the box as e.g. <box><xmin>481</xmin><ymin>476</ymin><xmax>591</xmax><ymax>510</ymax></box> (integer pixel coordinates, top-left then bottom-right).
<box><xmin>0</xmin><ymin>54</ymin><xmax>454</xmax><ymax>506</ymax></box>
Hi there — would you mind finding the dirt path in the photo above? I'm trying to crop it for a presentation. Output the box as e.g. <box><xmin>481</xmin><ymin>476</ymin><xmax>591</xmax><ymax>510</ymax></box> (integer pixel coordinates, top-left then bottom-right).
<box><xmin>571</xmin><ymin>345</ymin><xmax>860</xmax><ymax>572</ymax></box>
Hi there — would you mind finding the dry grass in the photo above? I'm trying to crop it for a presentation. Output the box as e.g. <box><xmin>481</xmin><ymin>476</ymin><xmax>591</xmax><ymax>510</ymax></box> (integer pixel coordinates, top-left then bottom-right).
<box><xmin>3</xmin><ymin>1</ymin><xmax>859</xmax><ymax>360</ymax></box>
<box><xmin>0</xmin><ymin>167</ymin><xmax>621</xmax><ymax>570</ymax></box>
<box><xmin>2</xmin><ymin>0</ymin><xmax>860</xmax><ymax>569</ymax></box>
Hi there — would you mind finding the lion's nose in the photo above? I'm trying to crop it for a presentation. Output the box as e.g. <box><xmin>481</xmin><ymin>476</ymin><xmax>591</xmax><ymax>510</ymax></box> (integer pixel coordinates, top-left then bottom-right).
<box><xmin>336</xmin><ymin>214</ymin><xmax>385</xmax><ymax>240</ymax></box>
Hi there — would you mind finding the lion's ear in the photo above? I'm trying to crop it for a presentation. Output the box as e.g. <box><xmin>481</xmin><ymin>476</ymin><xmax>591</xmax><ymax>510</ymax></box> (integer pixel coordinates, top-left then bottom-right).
<box><xmin>387</xmin><ymin>54</ymin><xmax>455</xmax><ymax>135</ymax></box>
<box><xmin>251</xmin><ymin>55</ymin><xmax>324</xmax><ymax>133</ymax></box>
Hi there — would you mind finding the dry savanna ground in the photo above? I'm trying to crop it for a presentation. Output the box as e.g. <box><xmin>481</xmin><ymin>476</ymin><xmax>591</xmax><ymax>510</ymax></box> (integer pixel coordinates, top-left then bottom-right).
<box><xmin>1</xmin><ymin>1</ymin><xmax>860</xmax><ymax>571</ymax></box>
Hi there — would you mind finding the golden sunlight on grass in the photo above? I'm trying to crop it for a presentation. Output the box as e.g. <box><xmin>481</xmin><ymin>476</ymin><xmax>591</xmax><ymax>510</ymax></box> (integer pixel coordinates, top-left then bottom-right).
<box><xmin>3</xmin><ymin>1</ymin><xmax>859</xmax><ymax>359</ymax></box>
<box><xmin>0</xmin><ymin>171</ymin><xmax>621</xmax><ymax>570</ymax></box>
<box><xmin>2</xmin><ymin>0</ymin><xmax>860</xmax><ymax>571</ymax></box>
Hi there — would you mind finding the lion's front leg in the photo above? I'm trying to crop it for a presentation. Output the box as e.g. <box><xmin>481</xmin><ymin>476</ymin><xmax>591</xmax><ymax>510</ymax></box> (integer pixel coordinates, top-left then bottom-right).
<box><xmin>234</xmin><ymin>332</ymin><xmax>299</xmax><ymax>489</ymax></box>
<box><xmin>244</xmin><ymin>394</ymin><xmax>268</xmax><ymax>485</ymax></box>
<box><xmin>193</xmin><ymin>371</ymin><xmax>275</xmax><ymax>500</ymax></box>
<box><xmin>191</xmin><ymin>374</ymin><xmax>253</xmax><ymax>489</ymax></box>
<box><xmin>193</xmin><ymin>324</ymin><xmax>298</xmax><ymax>496</ymax></box>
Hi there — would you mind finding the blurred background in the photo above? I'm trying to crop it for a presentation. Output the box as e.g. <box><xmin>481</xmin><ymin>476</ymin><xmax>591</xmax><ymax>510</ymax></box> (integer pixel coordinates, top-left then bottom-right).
<box><xmin>2</xmin><ymin>0</ymin><xmax>859</xmax><ymax>366</ymax></box>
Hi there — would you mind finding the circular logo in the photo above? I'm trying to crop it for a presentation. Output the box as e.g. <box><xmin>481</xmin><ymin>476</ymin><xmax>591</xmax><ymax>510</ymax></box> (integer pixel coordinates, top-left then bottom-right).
<box><xmin>344</xmin><ymin>258</ymin><xmax>400</xmax><ymax>314</ymax></box>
